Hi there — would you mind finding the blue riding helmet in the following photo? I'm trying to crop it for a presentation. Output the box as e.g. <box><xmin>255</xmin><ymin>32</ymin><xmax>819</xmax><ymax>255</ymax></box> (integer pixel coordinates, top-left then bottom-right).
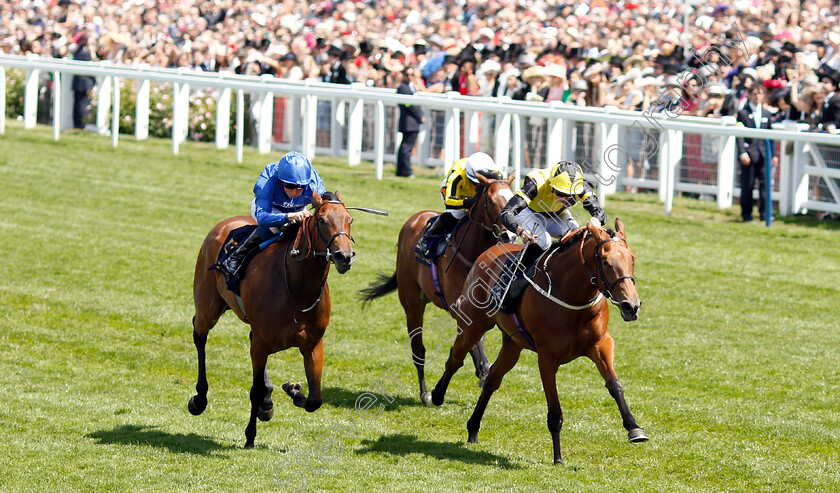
<box><xmin>275</xmin><ymin>151</ymin><xmax>313</xmax><ymax>186</ymax></box>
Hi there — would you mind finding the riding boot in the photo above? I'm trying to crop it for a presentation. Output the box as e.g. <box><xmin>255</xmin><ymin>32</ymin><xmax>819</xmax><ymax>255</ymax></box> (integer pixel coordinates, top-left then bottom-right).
<box><xmin>222</xmin><ymin>230</ymin><xmax>263</xmax><ymax>275</ymax></box>
<box><xmin>418</xmin><ymin>212</ymin><xmax>456</xmax><ymax>256</ymax></box>
<box><xmin>518</xmin><ymin>242</ymin><xmax>545</xmax><ymax>274</ymax></box>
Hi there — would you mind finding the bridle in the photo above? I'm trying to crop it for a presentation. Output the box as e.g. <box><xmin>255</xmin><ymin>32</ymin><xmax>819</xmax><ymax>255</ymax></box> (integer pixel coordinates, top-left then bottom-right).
<box><xmin>468</xmin><ymin>180</ymin><xmax>508</xmax><ymax>241</ymax></box>
<box><xmin>292</xmin><ymin>199</ymin><xmax>355</xmax><ymax>262</ymax></box>
<box><xmin>579</xmin><ymin>234</ymin><xmax>636</xmax><ymax>306</ymax></box>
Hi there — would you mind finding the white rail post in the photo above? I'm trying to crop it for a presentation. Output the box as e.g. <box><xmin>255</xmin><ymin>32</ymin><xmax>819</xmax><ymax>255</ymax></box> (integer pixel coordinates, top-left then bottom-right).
<box><xmin>215</xmin><ymin>85</ymin><xmax>231</xmax><ymax>149</ymax></box>
<box><xmin>23</xmin><ymin>60</ymin><xmax>40</xmax><ymax>129</ymax></box>
<box><xmin>288</xmin><ymin>95</ymin><xmax>302</xmax><ymax>150</ymax></box>
<box><xmin>111</xmin><ymin>76</ymin><xmax>120</xmax><ymax>147</ymax></box>
<box><xmin>235</xmin><ymin>89</ymin><xmax>244</xmax><ymax>163</ymax></box>
<box><xmin>511</xmin><ymin>113</ymin><xmax>523</xmax><ymax>186</ymax></box>
<box><xmin>346</xmin><ymin>84</ymin><xmax>364</xmax><ymax>166</ymax></box>
<box><xmin>443</xmin><ymin>91</ymin><xmax>461</xmax><ymax>174</ymax></box>
<box><xmin>330</xmin><ymin>97</ymin><xmax>342</xmax><ymax>157</ymax></box>
<box><xmin>172</xmin><ymin>68</ymin><xmax>190</xmax><ymax>155</ymax></box>
<box><xmin>135</xmin><ymin>64</ymin><xmax>150</xmax><ymax>140</ymax></box>
<box><xmin>374</xmin><ymin>100</ymin><xmax>385</xmax><ymax>180</ymax></box>
<box><xmin>52</xmin><ymin>71</ymin><xmax>61</xmax><ymax>140</ymax></box>
<box><xmin>716</xmin><ymin>116</ymin><xmax>737</xmax><ymax>209</ymax></box>
<box><xmin>60</xmin><ymin>63</ymin><xmax>74</xmax><ymax>130</ymax></box>
<box><xmin>465</xmin><ymin>109</ymin><xmax>480</xmax><ymax>155</ymax></box>
<box><xmin>662</xmin><ymin>128</ymin><xmax>683</xmax><ymax>216</ymax></box>
<box><xmin>256</xmin><ymin>74</ymin><xmax>274</xmax><ymax>154</ymax></box>
<box><xmin>791</xmin><ymin>131</ymin><xmax>810</xmax><ymax>214</ymax></box>
<box><xmin>597</xmin><ymin>106</ymin><xmax>620</xmax><ymax>201</ymax></box>
<box><xmin>95</xmin><ymin>61</ymin><xmax>112</xmax><ymax>134</ymax></box>
<box><xmin>546</xmin><ymin>101</ymin><xmax>564</xmax><ymax>166</ymax></box>
<box><xmin>494</xmin><ymin>99</ymin><xmax>512</xmax><ymax>173</ymax></box>
<box><xmin>0</xmin><ymin>65</ymin><xmax>5</xmax><ymax>135</ymax></box>
<box><xmin>302</xmin><ymin>86</ymin><xmax>318</xmax><ymax>161</ymax></box>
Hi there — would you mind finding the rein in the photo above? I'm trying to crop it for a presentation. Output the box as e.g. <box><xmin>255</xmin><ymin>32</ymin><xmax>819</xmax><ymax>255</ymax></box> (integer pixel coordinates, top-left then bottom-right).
<box><xmin>445</xmin><ymin>180</ymin><xmax>507</xmax><ymax>273</ymax></box>
<box><xmin>525</xmin><ymin>227</ymin><xmax>635</xmax><ymax>309</ymax></box>
<box><xmin>285</xmin><ymin>198</ymin><xmax>354</xmax><ymax>322</ymax></box>
<box><xmin>576</xmin><ymin>230</ymin><xmax>635</xmax><ymax>306</ymax></box>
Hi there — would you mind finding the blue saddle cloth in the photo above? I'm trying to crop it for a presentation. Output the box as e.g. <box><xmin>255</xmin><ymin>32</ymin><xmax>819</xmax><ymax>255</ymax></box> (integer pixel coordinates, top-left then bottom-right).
<box><xmin>209</xmin><ymin>225</ymin><xmax>278</xmax><ymax>296</ymax></box>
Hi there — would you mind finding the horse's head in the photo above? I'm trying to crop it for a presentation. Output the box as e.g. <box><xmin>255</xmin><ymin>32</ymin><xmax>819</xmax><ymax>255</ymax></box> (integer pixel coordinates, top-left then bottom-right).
<box><xmin>586</xmin><ymin>218</ymin><xmax>641</xmax><ymax>321</ymax></box>
<box><xmin>311</xmin><ymin>191</ymin><xmax>355</xmax><ymax>274</ymax></box>
<box><xmin>473</xmin><ymin>171</ymin><xmax>517</xmax><ymax>243</ymax></box>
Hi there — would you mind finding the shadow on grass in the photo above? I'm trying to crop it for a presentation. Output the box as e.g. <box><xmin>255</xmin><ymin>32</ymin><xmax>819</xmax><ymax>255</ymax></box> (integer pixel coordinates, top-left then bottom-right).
<box><xmin>86</xmin><ymin>425</ymin><xmax>235</xmax><ymax>457</ymax></box>
<box><xmin>354</xmin><ymin>433</ymin><xmax>520</xmax><ymax>469</ymax></box>
<box><xmin>320</xmin><ymin>386</ymin><xmax>421</xmax><ymax>409</ymax></box>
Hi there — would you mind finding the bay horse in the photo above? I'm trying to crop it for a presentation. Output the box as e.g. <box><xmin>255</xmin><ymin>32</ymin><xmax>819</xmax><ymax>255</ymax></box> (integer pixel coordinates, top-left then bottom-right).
<box><xmin>427</xmin><ymin>219</ymin><xmax>647</xmax><ymax>464</ymax></box>
<box><xmin>360</xmin><ymin>172</ymin><xmax>516</xmax><ymax>397</ymax></box>
<box><xmin>189</xmin><ymin>191</ymin><xmax>355</xmax><ymax>448</ymax></box>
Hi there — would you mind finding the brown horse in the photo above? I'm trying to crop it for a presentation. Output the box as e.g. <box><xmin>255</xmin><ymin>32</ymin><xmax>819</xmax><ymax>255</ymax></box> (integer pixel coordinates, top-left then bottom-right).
<box><xmin>360</xmin><ymin>173</ymin><xmax>516</xmax><ymax>397</ymax></box>
<box><xmin>428</xmin><ymin>219</ymin><xmax>646</xmax><ymax>464</ymax></box>
<box><xmin>189</xmin><ymin>191</ymin><xmax>355</xmax><ymax>448</ymax></box>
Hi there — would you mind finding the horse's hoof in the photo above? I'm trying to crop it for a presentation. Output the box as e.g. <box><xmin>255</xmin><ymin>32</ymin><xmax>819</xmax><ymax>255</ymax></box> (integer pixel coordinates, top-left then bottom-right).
<box><xmin>188</xmin><ymin>395</ymin><xmax>207</xmax><ymax>416</ymax></box>
<box><xmin>628</xmin><ymin>428</ymin><xmax>649</xmax><ymax>443</ymax></box>
<box><xmin>477</xmin><ymin>376</ymin><xmax>487</xmax><ymax>388</ymax></box>
<box><xmin>257</xmin><ymin>404</ymin><xmax>274</xmax><ymax>422</ymax></box>
<box><xmin>467</xmin><ymin>433</ymin><xmax>478</xmax><ymax>444</ymax></box>
<box><xmin>244</xmin><ymin>441</ymin><xmax>255</xmax><ymax>449</ymax></box>
<box><xmin>282</xmin><ymin>382</ymin><xmax>302</xmax><ymax>395</ymax></box>
<box><xmin>554</xmin><ymin>458</ymin><xmax>564</xmax><ymax>466</ymax></box>
<box><xmin>421</xmin><ymin>392</ymin><xmax>434</xmax><ymax>406</ymax></box>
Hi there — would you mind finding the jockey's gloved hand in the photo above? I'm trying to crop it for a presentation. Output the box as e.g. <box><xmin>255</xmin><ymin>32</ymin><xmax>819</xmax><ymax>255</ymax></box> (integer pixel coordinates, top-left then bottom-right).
<box><xmin>588</xmin><ymin>217</ymin><xmax>602</xmax><ymax>229</ymax></box>
<box><xmin>517</xmin><ymin>227</ymin><xmax>536</xmax><ymax>245</ymax></box>
<box><xmin>463</xmin><ymin>195</ymin><xmax>480</xmax><ymax>207</ymax></box>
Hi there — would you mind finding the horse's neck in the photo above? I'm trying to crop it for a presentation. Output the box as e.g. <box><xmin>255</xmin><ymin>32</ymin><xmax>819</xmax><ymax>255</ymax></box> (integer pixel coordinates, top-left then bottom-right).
<box><xmin>282</xmin><ymin>223</ymin><xmax>330</xmax><ymax>292</ymax></box>
<box><xmin>545</xmin><ymin>239</ymin><xmax>598</xmax><ymax>299</ymax></box>
<box><xmin>452</xmin><ymin>214</ymin><xmax>496</xmax><ymax>259</ymax></box>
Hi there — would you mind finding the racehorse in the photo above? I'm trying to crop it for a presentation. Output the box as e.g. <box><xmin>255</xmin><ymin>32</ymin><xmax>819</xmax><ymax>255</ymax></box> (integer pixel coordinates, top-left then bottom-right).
<box><xmin>360</xmin><ymin>172</ymin><xmax>515</xmax><ymax>397</ymax></box>
<box><xmin>189</xmin><ymin>191</ymin><xmax>355</xmax><ymax>448</ymax></box>
<box><xmin>427</xmin><ymin>218</ymin><xmax>647</xmax><ymax>464</ymax></box>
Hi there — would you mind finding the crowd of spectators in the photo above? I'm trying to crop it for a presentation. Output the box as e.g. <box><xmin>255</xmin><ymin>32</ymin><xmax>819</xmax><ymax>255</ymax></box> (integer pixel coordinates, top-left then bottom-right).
<box><xmin>3</xmin><ymin>0</ymin><xmax>840</xmax><ymax>132</ymax></box>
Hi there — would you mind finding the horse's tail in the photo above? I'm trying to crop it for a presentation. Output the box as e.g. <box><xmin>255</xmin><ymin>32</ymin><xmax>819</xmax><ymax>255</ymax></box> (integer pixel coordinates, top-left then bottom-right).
<box><xmin>359</xmin><ymin>271</ymin><xmax>398</xmax><ymax>308</ymax></box>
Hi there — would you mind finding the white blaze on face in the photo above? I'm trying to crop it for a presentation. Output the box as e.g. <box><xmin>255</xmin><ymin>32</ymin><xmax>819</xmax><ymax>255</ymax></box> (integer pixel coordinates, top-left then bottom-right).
<box><xmin>498</xmin><ymin>189</ymin><xmax>515</xmax><ymax>203</ymax></box>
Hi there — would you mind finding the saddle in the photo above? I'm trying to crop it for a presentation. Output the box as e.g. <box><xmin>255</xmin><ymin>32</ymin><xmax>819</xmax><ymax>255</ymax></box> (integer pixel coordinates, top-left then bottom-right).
<box><xmin>414</xmin><ymin>216</ymin><xmax>454</xmax><ymax>267</ymax></box>
<box><xmin>210</xmin><ymin>224</ymin><xmax>295</xmax><ymax>296</ymax></box>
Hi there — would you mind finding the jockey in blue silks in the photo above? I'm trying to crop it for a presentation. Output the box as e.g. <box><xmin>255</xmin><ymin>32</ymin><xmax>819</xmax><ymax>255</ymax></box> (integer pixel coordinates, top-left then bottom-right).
<box><xmin>222</xmin><ymin>151</ymin><xmax>326</xmax><ymax>275</ymax></box>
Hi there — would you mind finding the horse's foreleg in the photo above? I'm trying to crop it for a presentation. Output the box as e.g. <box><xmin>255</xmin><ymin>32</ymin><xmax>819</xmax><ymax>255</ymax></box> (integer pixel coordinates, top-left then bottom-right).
<box><xmin>429</xmin><ymin>320</ymin><xmax>487</xmax><ymax>406</ymax></box>
<box><xmin>284</xmin><ymin>339</ymin><xmax>323</xmax><ymax>412</ymax></box>
<box><xmin>588</xmin><ymin>336</ymin><xmax>648</xmax><ymax>443</ymax></box>
<box><xmin>466</xmin><ymin>336</ymin><xmax>522</xmax><ymax>443</ymax></box>
<box><xmin>257</xmin><ymin>367</ymin><xmax>274</xmax><ymax>422</ymax></box>
<box><xmin>301</xmin><ymin>339</ymin><xmax>324</xmax><ymax>412</ymax></box>
<box><xmin>401</xmin><ymin>296</ymin><xmax>428</xmax><ymax>396</ymax></box>
<box><xmin>537</xmin><ymin>353</ymin><xmax>564</xmax><ymax>465</ymax></box>
<box><xmin>468</xmin><ymin>335</ymin><xmax>490</xmax><ymax>388</ymax></box>
<box><xmin>245</xmin><ymin>346</ymin><xmax>269</xmax><ymax>449</ymax></box>
<box><xmin>188</xmin><ymin>317</ymin><xmax>209</xmax><ymax>416</ymax></box>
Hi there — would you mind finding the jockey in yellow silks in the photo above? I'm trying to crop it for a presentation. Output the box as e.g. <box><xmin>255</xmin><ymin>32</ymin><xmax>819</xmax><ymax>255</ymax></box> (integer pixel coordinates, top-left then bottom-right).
<box><xmin>498</xmin><ymin>160</ymin><xmax>607</xmax><ymax>267</ymax></box>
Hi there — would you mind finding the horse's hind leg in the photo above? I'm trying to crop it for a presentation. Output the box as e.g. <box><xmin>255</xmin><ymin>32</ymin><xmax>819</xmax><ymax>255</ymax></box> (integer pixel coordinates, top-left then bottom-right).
<box><xmin>283</xmin><ymin>338</ymin><xmax>323</xmax><ymax>413</ymax></box>
<box><xmin>398</xmin><ymin>281</ymin><xmax>429</xmax><ymax>396</ymax></box>
<box><xmin>466</xmin><ymin>336</ymin><xmax>522</xmax><ymax>443</ymax></box>
<box><xmin>428</xmin><ymin>317</ymin><xmax>491</xmax><ymax>406</ymax></box>
<box><xmin>587</xmin><ymin>335</ymin><xmax>648</xmax><ymax>443</ymax></box>
<box><xmin>468</xmin><ymin>335</ymin><xmax>490</xmax><ymax>388</ymax></box>
<box><xmin>189</xmin><ymin>273</ymin><xmax>227</xmax><ymax>416</ymax></box>
<box><xmin>537</xmin><ymin>352</ymin><xmax>564</xmax><ymax>465</ymax></box>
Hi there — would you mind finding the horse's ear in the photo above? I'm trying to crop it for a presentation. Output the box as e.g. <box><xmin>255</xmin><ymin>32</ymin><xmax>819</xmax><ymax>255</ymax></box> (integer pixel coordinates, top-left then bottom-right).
<box><xmin>475</xmin><ymin>173</ymin><xmax>491</xmax><ymax>187</ymax></box>
<box><xmin>587</xmin><ymin>218</ymin><xmax>608</xmax><ymax>241</ymax></box>
<box><xmin>506</xmin><ymin>172</ymin><xmax>516</xmax><ymax>185</ymax></box>
<box><xmin>336</xmin><ymin>191</ymin><xmax>344</xmax><ymax>203</ymax></box>
<box><xmin>311</xmin><ymin>191</ymin><xmax>322</xmax><ymax>209</ymax></box>
<box><xmin>615</xmin><ymin>218</ymin><xmax>625</xmax><ymax>239</ymax></box>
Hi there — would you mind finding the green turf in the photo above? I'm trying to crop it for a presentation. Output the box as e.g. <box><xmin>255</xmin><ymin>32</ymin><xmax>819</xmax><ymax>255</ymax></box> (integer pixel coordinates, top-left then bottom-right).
<box><xmin>1</xmin><ymin>121</ymin><xmax>838</xmax><ymax>492</ymax></box>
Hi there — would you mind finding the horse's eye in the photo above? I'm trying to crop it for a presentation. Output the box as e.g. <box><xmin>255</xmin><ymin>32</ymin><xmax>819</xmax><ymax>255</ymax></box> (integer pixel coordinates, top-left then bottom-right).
<box><xmin>317</xmin><ymin>217</ymin><xmax>326</xmax><ymax>224</ymax></box>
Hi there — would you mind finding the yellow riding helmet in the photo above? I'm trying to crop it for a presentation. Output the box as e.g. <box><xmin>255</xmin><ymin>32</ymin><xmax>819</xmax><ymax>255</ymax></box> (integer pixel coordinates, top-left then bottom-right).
<box><xmin>548</xmin><ymin>162</ymin><xmax>585</xmax><ymax>195</ymax></box>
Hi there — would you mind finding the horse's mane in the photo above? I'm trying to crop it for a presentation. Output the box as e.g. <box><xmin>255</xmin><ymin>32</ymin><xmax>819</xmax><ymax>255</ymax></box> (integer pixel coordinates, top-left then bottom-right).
<box><xmin>320</xmin><ymin>191</ymin><xmax>340</xmax><ymax>202</ymax></box>
<box><xmin>551</xmin><ymin>227</ymin><xmax>617</xmax><ymax>254</ymax></box>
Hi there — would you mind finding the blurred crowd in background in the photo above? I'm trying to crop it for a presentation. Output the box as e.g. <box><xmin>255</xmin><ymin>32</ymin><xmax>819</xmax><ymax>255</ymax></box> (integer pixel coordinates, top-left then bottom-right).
<box><xmin>3</xmin><ymin>0</ymin><xmax>840</xmax><ymax>131</ymax></box>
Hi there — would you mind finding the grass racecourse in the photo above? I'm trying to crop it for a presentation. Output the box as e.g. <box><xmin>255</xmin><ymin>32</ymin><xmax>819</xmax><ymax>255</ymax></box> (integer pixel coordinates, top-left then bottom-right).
<box><xmin>1</xmin><ymin>120</ymin><xmax>839</xmax><ymax>493</ymax></box>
